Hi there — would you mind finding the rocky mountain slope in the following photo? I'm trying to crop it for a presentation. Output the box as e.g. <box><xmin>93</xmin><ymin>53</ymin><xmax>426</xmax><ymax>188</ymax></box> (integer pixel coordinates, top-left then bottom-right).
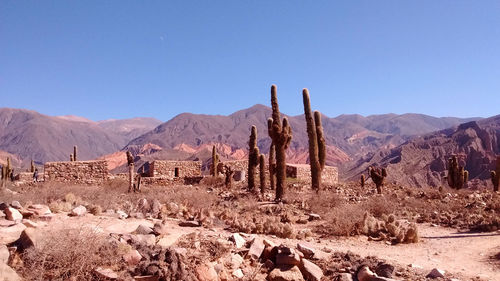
<box><xmin>97</xmin><ymin>117</ymin><xmax>162</xmax><ymax>141</ymax></box>
<box><xmin>125</xmin><ymin>104</ymin><xmax>478</xmax><ymax>167</ymax></box>
<box><xmin>345</xmin><ymin>115</ymin><xmax>500</xmax><ymax>187</ymax></box>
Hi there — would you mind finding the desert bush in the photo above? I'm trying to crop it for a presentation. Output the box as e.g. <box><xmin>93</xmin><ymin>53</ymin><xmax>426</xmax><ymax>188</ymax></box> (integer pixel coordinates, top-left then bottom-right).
<box><xmin>21</xmin><ymin>227</ymin><xmax>125</xmax><ymax>280</ymax></box>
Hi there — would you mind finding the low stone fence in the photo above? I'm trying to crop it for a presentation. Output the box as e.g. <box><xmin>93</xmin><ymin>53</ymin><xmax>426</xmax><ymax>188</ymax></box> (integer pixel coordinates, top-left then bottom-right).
<box><xmin>44</xmin><ymin>160</ymin><xmax>109</xmax><ymax>185</ymax></box>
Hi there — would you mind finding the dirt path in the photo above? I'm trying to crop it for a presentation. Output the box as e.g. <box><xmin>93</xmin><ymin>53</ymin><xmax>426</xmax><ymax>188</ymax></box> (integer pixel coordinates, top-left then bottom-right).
<box><xmin>34</xmin><ymin>215</ymin><xmax>500</xmax><ymax>281</ymax></box>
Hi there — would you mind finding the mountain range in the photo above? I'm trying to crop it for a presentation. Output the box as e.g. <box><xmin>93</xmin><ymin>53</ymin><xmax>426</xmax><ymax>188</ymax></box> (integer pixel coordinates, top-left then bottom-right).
<box><xmin>0</xmin><ymin>106</ymin><xmax>484</xmax><ymax>185</ymax></box>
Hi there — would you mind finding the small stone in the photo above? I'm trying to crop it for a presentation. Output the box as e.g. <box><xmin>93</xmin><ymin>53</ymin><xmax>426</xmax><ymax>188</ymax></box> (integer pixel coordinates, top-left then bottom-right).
<box><xmin>94</xmin><ymin>267</ymin><xmax>118</xmax><ymax>280</ymax></box>
<box><xmin>375</xmin><ymin>263</ymin><xmax>394</xmax><ymax>278</ymax></box>
<box><xmin>232</xmin><ymin>268</ymin><xmax>244</xmax><ymax>278</ymax></box>
<box><xmin>267</xmin><ymin>265</ymin><xmax>305</xmax><ymax>281</ymax></box>
<box><xmin>276</xmin><ymin>250</ymin><xmax>301</xmax><ymax>267</ymax></box>
<box><xmin>27</xmin><ymin>204</ymin><xmax>52</xmax><ymax>216</ymax></box>
<box><xmin>153</xmin><ymin>222</ymin><xmax>169</xmax><ymax>235</ymax></box>
<box><xmin>426</xmin><ymin>268</ymin><xmax>445</xmax><ymax>279</ymax></box>
<box><xmin>5</xmin><ymin>207</ymin><xmax>22</xmax><ymax>221</ymax></box>
<box><xmin>231</xmin><ymin>233</ymin><xmax>246</xmax><ymax>248</ymax></box>
<box><xmin>22</xmin><ymin>219</ymin><xmax>38</xmax><ymax>228</ymax></box>
<box><xmin>134</xmin><ymin>224</ymin><xmax>154</xmax><ymax>235</ymax></box>
<box><xmin>0</xmin><ymin>210</ymin><xmax>5</xmax><ymax>218</ymax></box>
<box><xmin>308</xmin><ymin>213</ymin><xmax>321</xmax><ymax>221</ymax></box>
<box><xmin>337</xmin><ymin>273</ymin><xmax>354</xmax><ymax>281</ymax></box>
<box><xmin>196</xmin><ymin>262</ymin><xmax>218</xmax><ymax>281</ymax></box>
<box><xmin>296</xmin><ymin>243</ymin><xmax>315</xmax><ymax>259</ymax></box>
<box><xmin>179</xmin><ymin>220</ymin><xmax>201</xmax><ymax>227</ymax></box>
<box><xmin>248</xmin><ymin>237</ymin><xmax>265</xmax><ymax>260</ymax></box>
<box><xmin>263</xmin><ymin>238</ymin><xmax>276</xmax><ymax>248</ymax></box>
<box><xmin>10</xmin><ymin>201</ymin><xmax>22</xmax><ymax>209</ymax></box>
<box><xmin>71</xmin><ymin>205</ymin><xmax>87</xmax><ymax>216</ymax></box>
<box><xmin>226</xmin><ymin>253</ymin><xmax>244</xmax><ymax>269</ymax></box>
<box><xmin>123</xmin><ymin>249</ymin><xmax>142</xmax><ymax>266</ymax></box>
<box><xmin>299</xmin><ymin>259</ymin><xmax>323</xmax><ymax>281</ymax></box>
<box><xmin>116</xmin><ymin>210</ymin><xmax>128</xmax><ymax>219</ymax></box>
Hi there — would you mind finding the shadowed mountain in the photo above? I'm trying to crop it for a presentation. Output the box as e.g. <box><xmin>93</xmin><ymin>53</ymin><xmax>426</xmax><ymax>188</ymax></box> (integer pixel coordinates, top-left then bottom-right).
<box><xmin>344</xmin><ymin>115</ymin><xmax>500</xmax><ymax>188</ymax></box>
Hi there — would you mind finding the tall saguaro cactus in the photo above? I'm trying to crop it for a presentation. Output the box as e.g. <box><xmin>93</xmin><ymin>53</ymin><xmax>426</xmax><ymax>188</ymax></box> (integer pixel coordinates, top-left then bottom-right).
<box><xmin>491</xmin><ymin>156</ymin><xmax>500</xmax><ymax>192</ymax></box>
<box><xmin>268</xmin><ymin>141</ymin><xmax>276</xmax><ymax>190</ymax></box>
<box><xmin>30</xmin><ymin>160</ymin><xmax>35</xmax><ymax>173</ymax></box>
<box><xmin>302</xmin><ymin>89</ymin><xmax>326</xmax><ymax>190</ymax></box>
<box><xmin>248</xmin><ymin>125</ymin><xmax>260</xmax><ymax>190</ymax></box>
<box><xmin>268</xmin><ymin>85</ymin><xmax>292</xmax><ymax>201</ymax></box>
<box><xmin>210</xmin><ymin>145</ymin><xmax>219</xmax><ymax>177</ymax></box>
<box><xmin>447</xmin><ymin>156</ymin><xmax>468</xmax><ymax>189</ymax></box>
<box><xmin>369</xmin><ymin>166</ymin><xmax>387</xmax><ymax>194</ymax></box>
<box><xmin>259</xmin><ymin>154</ymin><xmax>266</xmax><ymax>194</ymax></box>
<box><xmin>73</xmin><ymin>146</ymin><xmax>78</xmax><ymax>161</ymax></box>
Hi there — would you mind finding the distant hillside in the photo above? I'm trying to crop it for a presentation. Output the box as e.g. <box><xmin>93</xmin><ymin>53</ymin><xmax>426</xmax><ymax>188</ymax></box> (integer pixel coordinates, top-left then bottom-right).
<box><xmin>0</xmin><ymin>108</ymin><xmax>124</xmax><ymax>164</ymax></box>
<box><xmin>344</xmin><ymin>115</ymin><xmax>500</xmax><ymax>187</ymax></box>
<box><xmin>126</xmin><ymin>104</ymin><xmax>479</xmax><ymax>165</ymax></box>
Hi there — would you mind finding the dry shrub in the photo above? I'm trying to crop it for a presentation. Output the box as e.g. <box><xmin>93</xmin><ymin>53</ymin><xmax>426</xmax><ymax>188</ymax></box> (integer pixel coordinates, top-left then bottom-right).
<box><xmin>200</xmin><ymin>176</ymin><xmax>225</xmax><ymax>187</ymax></box>
<box><xmin>317</xmin><ymin>203</ymin><xmax>366</xmax><ymax>236</ymax></box>
<box><xmin>362</xmin><ymin>196</ymin><xmax>396</xmax><ymax>218</ymax></box>
<box><xmin>21</xmin><ymin>227</ymin><xmax>125</xmax><ymax>280</ymax></box>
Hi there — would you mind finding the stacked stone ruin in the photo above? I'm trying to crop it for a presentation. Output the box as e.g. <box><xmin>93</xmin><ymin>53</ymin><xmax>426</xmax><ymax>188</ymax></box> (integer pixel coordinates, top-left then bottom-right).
<box><xmin>44</xmin><ymin>160</ymin><xmax>108</xmax><ymax>185</ymax></box>
<box><xmin>286</xmin><ymin>163</ymin><xmax>338</xmax><ymax>185</ymax></box>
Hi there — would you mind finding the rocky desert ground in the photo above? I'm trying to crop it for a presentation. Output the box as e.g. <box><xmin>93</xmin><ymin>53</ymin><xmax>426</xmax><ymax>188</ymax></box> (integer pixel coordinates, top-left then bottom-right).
<box><xmin>1</xmin><ymin>177</ymin><xmax>499</xmax><ymax>281</ymax></box>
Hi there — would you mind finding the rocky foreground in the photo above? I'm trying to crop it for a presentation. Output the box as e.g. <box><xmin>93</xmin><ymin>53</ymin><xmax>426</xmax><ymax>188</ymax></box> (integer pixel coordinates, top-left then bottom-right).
<box><xmin>0</xmin><ymin>182</ymin><xmax>499</xmax><ymax>280</ymax></box>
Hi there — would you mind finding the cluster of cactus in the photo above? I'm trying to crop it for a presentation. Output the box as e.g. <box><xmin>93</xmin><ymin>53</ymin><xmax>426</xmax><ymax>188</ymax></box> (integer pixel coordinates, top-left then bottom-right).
<box><xmin>491</xmin><ymin>156</ymin><xmax>500</xmax><ymax>192</ymax></box>
<box><xmin>302</xmin><ymin>89</ymin><xmax>326</xmax><ymax>190</ymax></box>
<box><xmin>267</xmin><ymin>85</ymin><xmax>292</xmax><ymax>201</ymax></box>
<box><xmin>362</xmin><ymin>213</ymin><xmax>419</xmax><ymax>244</ymax></box>
<box><xmin>268</xmin><ymin>143</ymin><xmax>276</xmax><ymax>190</ymax></box>
<box><xmin>247</xmin><ymin>125</ymin><xmax>260</xmax><ymax>190</ymax></box>
<box><xmin>70</xmin><ymin>146</ymin><xmax>78</xmax><ymax>161</ymax></box>
<box><xmin>447</xmin><ymin>155</ymin><xmax>468</xmax><ymax>189</ymax></box>
<box><xmin>369</xmin><ymin>166</ymin><xmax>387</xmax><ymax>194</ymax></box>
<box><xmin>210</xmin><ymin>145</ymin><xmax>220</xmax><ymax>177</ymax></box>
<box><xmin>259</xmin><ymin>154</ymin><xmax>266</xmax><ymax>193</ymax></box>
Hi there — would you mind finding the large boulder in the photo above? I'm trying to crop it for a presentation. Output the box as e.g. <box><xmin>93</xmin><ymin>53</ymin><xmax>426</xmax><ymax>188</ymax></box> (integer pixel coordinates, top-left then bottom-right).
<box><xmin>71</xmin><ymin>205</ymin><xmax>87</xmax><ymax>216</ymax></box>
<box><xmin>0</xmin><ymin>223</ymin><xmax>26</xmax><ymax>244</ymax></box>
<box><xmin>0</xmin><ymin>263</ymin><xmax>21</xmax><ymax>281</ymax></box>
<box><xmin>27</xmin><ymin>204</ymin><xmax>52</xmax><ymax>216</ymax></box>
<box><xmin>16</xmin><ymin>228</ymin><xmax>45</xmax><ymax>251</ymax></box>
<box><xmin>0</xmin><ymin>245</ymin><xmax>9</xmax><ymax>264</ymax></box>
<box><xmin>299</xmin><ymin>259</ymin><xmax>323</xmax><ymax>281</ymax></box>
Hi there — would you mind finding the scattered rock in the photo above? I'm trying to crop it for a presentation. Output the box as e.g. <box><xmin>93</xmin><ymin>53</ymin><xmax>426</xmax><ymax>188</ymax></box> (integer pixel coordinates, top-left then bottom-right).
<box><xmin>157</xmin><ymin>233</ymin><xmax>182</xmax><ymax>248</ymax></box>
<box><xmin>248</xmin><ymin>237</ymin><xmax>265</xmax><ymax>260</ymax></box>
<box><xmin>134</xmin><ymin>224</ymin><xmax>154</xmax><ymax>235</ymax></box>
<box><xmin>16</xmin><ymin>227</ymin><xmax>44</xmax><ymax>251</ymax></box>
<box><xmin>152</xmin><ymin>222</ymin><xmax>169</xmax><ymax>235</ymax></box>
<box><xmin>21</xmin><ymin>219</ymin><xmax>38</xmax><ymax>228</ymax></box>
<box><xmin>0</xmin><ymin>245</ymin><xmax>9</xmax><ymax>264</ymax></box>
<box><xmin>131</xmin><ymin>234</ymin><xmax>156</xmax><ymax>247</ymax></box>
<box><xmin>0</xmin><ymin>210</ymin><xmax>5</xmax><ymax>218</ymax></box>
<box><xmin>27</xmin><ymin>204</ymin><xmax>52</xmax><ymax>216</ymax></box>
<box><xmin>70</xmin><ymin>205</ymin><xmax>87</xmax><ymax>216</ymax></box>
<box><xmin>134</xmin><ymin>276</ymin><xmax>159</xmax><ymax>281</ymax></box>
<box><xmin>10</xmin><ymin>201</ymin><xmax>22</xmax><ymax>210</ymax></box>
<box><xmin>179</xmin><ymin>220</ymin><xmax>201</xmax><ymax>227</ymax></box>
<box><xmin>299</xmin><ymin>259</ymin><xmax>323</xmax><ymax>281</ymax></box>
<box><xmin>151</xmin><ymin>199</ymin><xmax>161</xmax><ymax>215</ymax></box>
<box><xmin>123</xmin><ymin>249</ymin><xmax>142</xmax><ymax>266</ymax></box>
<box><xmin>226</xmin><ymin>253</ymin><xmax>244</xmax><ymax>269</ymax></box>
<box><xmin>0</xmin><ymin>263</ymin><xmax>21</xmax><ymax>281</ymax></box>
<box><xmin>337</xmin><ymin>273</ymin><xmax>354</xmax><ymax>281</ymax></box>
<box><xmin>231</xmin><ymin>233</ymin><xmax>246</xmax><ymax>248</ymax></box>
<box><xmin>426</xmin><ymin>268</ymin><xmax>445</xmax><ymax>279</ymax></box>
<box><xmin>267</xmin><ymin>265</ymin><xmax>305</xmax><ymax>281</ymax></box>
<box><xmin>375</xmin><ymin>263</ymin><xmax>394</xmax><ymax>278</ymax></box>
<box><xmin>196</xmin><ymin>262</ymin><xmax>218</xmax><ymax>281</ymax></box>
<box><xmin>117</xmin><ymin>210</ymin><xmax>128</xmax><ymax>219</ymax></box>
<box><xmin>0</xmin><ymin>223</ymin><xmax>26</xmax><ymax>244</ymax></box>
<box><xmin>276</xmin><ymin>247</ymin><xmax>301</xmax><ymax>267</ymax></box>
<box><xmin>5</xmin><ymin>207</ymin><xmax>22</xmax><ymax>221</ymax></box>
<box><xmin>296</xmin><ymin>243</ymin><xmax>315</xmax><ymax>259</ymax></box>
<box><xmin>94</xmin><ymin>267</ymin><xmax>118</xmax><ymax>280</ymax></box>
<box><xmin>232</xmin><ymin>268</ymin><xmax>244</xmax><ymax>278</ymax></box>
<box><xmin>308</xmin><ymin>213</ymin><xmax>321</xmax><ymax>221</ymax></box>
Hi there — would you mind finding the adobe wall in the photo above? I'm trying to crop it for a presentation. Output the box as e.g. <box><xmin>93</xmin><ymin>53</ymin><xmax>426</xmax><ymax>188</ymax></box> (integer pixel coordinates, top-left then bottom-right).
<box><xmin>44</xmin><ymin>160</ymin><xmax>109</xmax><ymax>185</ymax></box>
<box><xmin>148</xmin><ymin>160</ymin><xmax>202</xmax><ymax>179</ymax></box>
<box><xmin>286</xmin><ymin>164</ymin><xmax>338</xmax><ymax>185</ymax></box>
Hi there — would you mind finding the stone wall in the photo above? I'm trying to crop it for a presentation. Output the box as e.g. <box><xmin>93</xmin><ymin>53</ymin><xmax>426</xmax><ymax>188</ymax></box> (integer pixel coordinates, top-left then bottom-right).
<box><xmin>148</xmin><ymin>160</ymin><xmax>202</xmax><ymax>179</ymax></box>
<box><xmin>286</xmin><ymin>164</ymin><xmax>338</xmax><ymax>185</ymax></box>
<box><xmin>44</xmin><ymin>160</ymin><xmax>109</xmax><ymax>185</ymax></box>
<box><xmin>218</xmin><ymin>159</ymin><xmax>270</xmax><ymax>182</ymax></box>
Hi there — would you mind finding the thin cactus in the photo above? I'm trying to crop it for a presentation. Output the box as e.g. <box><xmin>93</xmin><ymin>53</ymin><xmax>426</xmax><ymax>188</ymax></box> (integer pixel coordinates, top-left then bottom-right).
<box><xmin>302</xmin><ymin>89</ymin><xmax>326</xmax><ymax>190</ymax></box>
<box><xmin>70</xmin><ymin>154</ymin><xmax>74</xmax><ymax>162</ymax></box>
<box><xmin>259</xmin><ymin>154</ymin><xmax>266</xmax><ymax>194</ymax></box>
<box><xmin>224</xmin><ymin>165</ymin><xmax>234</xmax><ymax>189</ymax></box>
<box><xmin>268</xmin><ymin>141</ymin><xmax>276</xmax><ymax>190</ymax></box>
<box><xmin>491</xmin><ymin>156</ymin><xmax>500</xmax><ymax>192</ymax></box>
<box><xmin>73</xmin><ymin>146</ymin><xmax>77</xmax><ymax>161</ymax></box>
<box><xmin>247</xmin><ymin>126</ymin><xmax>260</xmax><ymax>190</ymax></box>
<box><xmin>268</xmin><ymin>85</ymin><xmax>292</xmax><ymax>201</ymax></box>
<box><xmin>210</xmin><ymin>145</ymin><xmax>220</xmax><ymax>177</ymax></box>
<box><xmin>30</xmin><ymin>160</ymin><xmax>35</xmax><ymax>173</ymax></box>
<box><xmin>361</xmin><ymin>174</ymin><xmax>365</xmax><ymax>188</ymax></box>
<box><xmin>447</xmin><ymin>156</ymin><xmax>468</xmax><ymax>189</ymax></box>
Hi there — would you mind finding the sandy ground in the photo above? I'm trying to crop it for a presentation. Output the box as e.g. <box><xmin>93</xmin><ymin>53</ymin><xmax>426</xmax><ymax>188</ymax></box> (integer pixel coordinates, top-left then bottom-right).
<box><xmin>18</xmin><ymin>214</ymin><xmax>500</xmax><ymax>281</ymax></box>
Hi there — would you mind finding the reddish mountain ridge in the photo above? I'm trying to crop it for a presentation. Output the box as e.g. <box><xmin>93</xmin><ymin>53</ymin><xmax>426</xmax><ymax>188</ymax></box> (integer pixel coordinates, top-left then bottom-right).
<box><xmin>344</xmin><ymin>115</ymin><xmax>500</xmax><ymax>187</ymax></box>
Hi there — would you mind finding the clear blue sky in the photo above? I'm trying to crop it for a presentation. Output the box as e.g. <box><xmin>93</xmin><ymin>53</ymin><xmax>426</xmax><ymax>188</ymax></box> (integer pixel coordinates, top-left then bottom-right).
<box><xmin>1</xmin><ymin>1</ymin><xmax>499</xmax><ymax>121</ymax></box>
